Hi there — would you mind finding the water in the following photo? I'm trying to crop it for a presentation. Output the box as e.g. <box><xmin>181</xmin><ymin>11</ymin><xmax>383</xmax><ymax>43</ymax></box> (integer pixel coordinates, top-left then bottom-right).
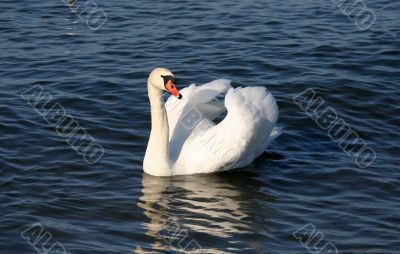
<box><xmin>1</xmin><ymin>0</ymin><xmax>399</xmax><ymax>253</ymax></box>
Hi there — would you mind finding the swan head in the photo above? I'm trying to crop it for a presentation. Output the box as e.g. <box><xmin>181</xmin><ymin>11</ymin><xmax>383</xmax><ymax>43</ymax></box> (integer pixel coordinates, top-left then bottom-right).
<box><xmin>148</xmin><ymin>67</ymin><xmax>182</xmax><ymax>99</ymax></box>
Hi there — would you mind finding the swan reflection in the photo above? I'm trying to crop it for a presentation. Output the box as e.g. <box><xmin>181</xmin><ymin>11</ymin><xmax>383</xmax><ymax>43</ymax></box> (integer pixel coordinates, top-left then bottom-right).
<box><xmin>136</xmin><ymin>171</ymin><xmax>276</xmax><ymax>253</ymax></box>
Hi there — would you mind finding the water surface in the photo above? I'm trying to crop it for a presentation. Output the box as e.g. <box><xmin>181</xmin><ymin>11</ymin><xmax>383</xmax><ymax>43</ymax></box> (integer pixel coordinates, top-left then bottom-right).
<box><xmin>1</xmin><ymin>0</ymin><xmax>399</xmax><ymax>253</ymax></box>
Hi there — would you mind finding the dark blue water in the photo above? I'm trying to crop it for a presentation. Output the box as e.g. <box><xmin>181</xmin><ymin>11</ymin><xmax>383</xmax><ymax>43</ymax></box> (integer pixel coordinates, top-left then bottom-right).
<box><xmin>1</xmin><ymin>0</ymin><xmax>399</xmax><ymax>253</ymax></box>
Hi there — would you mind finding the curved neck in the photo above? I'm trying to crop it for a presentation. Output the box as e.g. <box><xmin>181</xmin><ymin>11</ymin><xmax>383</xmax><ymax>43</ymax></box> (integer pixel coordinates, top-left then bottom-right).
<box><xmin>143</xmin><ymin>80</ymin><xmax>171</xmax><ymax>176</ymax></box>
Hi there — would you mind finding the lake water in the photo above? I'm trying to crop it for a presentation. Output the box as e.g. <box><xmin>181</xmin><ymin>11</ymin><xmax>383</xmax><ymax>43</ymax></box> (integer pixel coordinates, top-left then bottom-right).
<box><xmin>1</xmin><ymin>0</ymin><xmax>399</xmax><ymax>253</ymax></box>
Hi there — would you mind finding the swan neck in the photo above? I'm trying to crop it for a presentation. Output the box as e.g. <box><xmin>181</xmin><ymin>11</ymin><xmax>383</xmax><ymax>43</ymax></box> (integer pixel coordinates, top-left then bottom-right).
<box><xmin>143</xmin><ymin>81</ymin><xmax>171</xmax><ymax>176</ymax></box>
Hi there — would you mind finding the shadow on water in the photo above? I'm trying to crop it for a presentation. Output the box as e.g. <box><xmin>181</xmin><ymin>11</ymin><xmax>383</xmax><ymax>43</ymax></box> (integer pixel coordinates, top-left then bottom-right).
<box><xmin>136</xmin><ymin>171</ymin><xmax>277</xmax><ymax>253</ymax></box>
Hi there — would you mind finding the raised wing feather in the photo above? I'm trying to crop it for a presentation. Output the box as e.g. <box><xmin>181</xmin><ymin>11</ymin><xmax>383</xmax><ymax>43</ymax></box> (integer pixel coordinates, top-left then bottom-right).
<box><xmin>173</xmin><ymin>85</ymin><xmax>279</xmax><ymax>175</ymax></box>
<box><xmin>165</xmin><ymin>79</ymin><xmax>231</xmax><ymax>162</ymax></box>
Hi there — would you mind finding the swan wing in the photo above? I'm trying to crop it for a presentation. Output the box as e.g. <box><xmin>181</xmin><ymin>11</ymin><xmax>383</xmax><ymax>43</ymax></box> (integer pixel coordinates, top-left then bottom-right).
<box><xmin>174</xmin><ymin>85</ymin><xmax>279</xmax><ymax>175</ymax></box>
<box><xmin>165</xmin><ymin>79</ymin><xmax>231</xmax><ymax>161</ymax></box>
<box><xmin>165</xmin><ymin>79</ymin><xmax>231</xmax><ymax>134</ymax></box>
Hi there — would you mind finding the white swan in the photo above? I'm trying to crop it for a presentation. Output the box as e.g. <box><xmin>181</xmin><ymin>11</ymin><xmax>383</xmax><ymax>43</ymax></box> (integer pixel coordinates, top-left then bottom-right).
<box><xmin>143</xmin><ymin>68</ymin><xmax>281</xmax><ymax>176</ymax></box>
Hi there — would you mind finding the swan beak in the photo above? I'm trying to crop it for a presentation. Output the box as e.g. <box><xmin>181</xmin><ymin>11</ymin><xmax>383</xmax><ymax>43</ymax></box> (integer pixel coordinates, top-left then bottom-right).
<box><xmin>165</xmin><ymin>80</ymin><xmax>182</xmax><ymax>99</ymax></box>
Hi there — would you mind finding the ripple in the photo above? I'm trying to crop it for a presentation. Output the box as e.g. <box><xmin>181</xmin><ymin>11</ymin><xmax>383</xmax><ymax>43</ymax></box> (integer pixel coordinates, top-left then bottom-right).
<box><xmin>1</xmin><ymin>0</ymin><xmax>399</xmax><ymax>253</ymax></box>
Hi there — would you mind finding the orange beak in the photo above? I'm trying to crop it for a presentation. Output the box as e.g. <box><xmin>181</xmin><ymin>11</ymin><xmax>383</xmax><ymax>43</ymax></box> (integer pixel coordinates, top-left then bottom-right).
<box><xmin>165</xmin><ymin>80</ymin><xmax>182</xmax><ymax>99</ymax></box>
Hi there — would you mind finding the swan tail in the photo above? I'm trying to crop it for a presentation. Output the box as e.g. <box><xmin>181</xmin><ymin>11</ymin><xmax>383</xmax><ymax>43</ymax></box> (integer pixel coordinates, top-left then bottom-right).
<box><xmin>262</xmin><ymin>126</ymin><xmax>283</xmax><ymax>150</ymax></box>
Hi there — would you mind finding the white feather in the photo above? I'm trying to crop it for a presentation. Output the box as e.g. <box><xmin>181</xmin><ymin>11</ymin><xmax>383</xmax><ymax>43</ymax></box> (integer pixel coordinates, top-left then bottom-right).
<box><xmin>165</xmin><ymin>79</ymin><xmax>281</xmax><ymax>175</ymax></box>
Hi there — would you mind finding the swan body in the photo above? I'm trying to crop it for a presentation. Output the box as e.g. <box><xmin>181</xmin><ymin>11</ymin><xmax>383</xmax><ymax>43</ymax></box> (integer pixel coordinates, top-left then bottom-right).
<box><xmin>143</xmin><ymin>68</ymin><xmax>281</xmax><ymax>176</ymax></box>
